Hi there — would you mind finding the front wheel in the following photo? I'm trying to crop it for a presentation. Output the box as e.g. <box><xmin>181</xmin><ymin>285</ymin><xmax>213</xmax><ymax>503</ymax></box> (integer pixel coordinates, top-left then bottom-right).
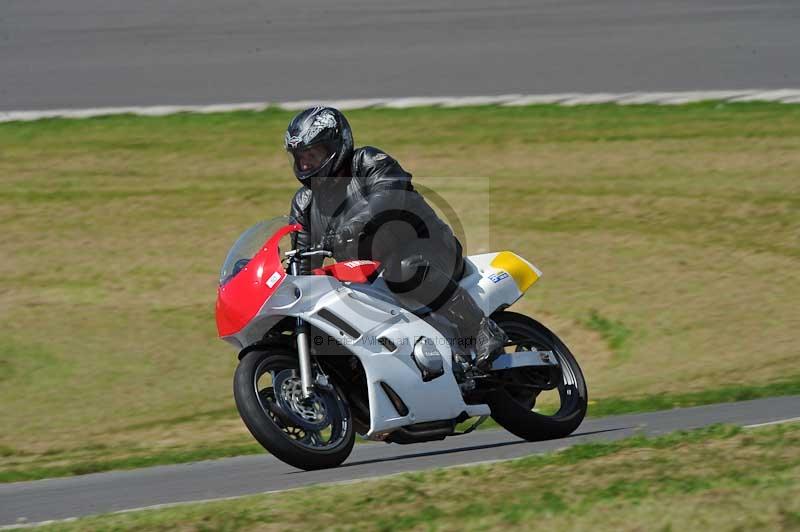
<box><xmin>233</xmin><ymin>350</ymin><xmax>355</xmax><ymax>470</ymax></box>
<box><xmin>485</xmin><ymin>311</ymin><xmax>588</xmax><ymax>441</ymax></box>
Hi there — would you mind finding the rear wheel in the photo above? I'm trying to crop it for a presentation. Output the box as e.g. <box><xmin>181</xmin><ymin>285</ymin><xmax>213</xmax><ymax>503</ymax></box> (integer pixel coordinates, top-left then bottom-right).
<box><xmin>485</xmin><ymin>311</ymin><xmax>588</xmax><ymax>441</ymax></box>
<box><xmin>233</xmin><ymin>350</ymin><xmax>355</xmax><ymax>470</ymax></box>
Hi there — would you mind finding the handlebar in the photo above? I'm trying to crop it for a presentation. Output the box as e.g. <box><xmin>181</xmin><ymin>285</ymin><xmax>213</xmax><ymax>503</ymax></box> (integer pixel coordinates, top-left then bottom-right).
<box><xmin>302</xmin><ymin>249</ymin><xmax>333</xmax><ymax>257</ymax></box>
<box><xmin>284</xmin><ymin>247</ymin><xmax>333</xmax><ymax>276</ymax></box>
<box><xmin>284</xmin><ymin>248</ymin><xmax>333</xmax><ymax>259</ymax></box>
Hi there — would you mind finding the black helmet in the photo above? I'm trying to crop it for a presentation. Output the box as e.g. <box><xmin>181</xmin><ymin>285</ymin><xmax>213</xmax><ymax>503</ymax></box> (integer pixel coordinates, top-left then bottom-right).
<box><xmin>284</xmin><ymin>106</ymin><xmax>354</xmax><ymax>188</ymax></box>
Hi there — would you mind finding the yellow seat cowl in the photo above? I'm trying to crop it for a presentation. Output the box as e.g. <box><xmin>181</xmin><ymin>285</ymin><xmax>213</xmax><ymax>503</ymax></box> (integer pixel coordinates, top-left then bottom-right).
<box><xmin>489</xmin><ymin>251</ymin><xmax>541</xmax><ymax>292</ymax></box>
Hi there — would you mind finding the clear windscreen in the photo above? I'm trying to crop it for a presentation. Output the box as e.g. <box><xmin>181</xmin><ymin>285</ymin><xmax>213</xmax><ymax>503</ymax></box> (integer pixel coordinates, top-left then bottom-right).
<box><xmin>219</xmin><ymin>216</ymin><xmax>292</xmax><ymax>286</ymax></box>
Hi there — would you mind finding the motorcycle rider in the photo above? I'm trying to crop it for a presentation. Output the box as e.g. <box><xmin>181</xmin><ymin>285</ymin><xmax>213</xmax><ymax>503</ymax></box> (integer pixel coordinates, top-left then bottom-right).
<box><xmin>285</xmin><ymin>106</ymin><xmax>507</xmax><ymax>371</ymax></box>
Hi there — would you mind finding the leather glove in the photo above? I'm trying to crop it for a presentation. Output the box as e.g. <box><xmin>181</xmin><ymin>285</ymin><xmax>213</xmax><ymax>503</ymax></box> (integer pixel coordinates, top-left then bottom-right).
<box><xmin>320</xmin><ymin>226</ymin><xmax>357</xmax><ymax>251</ymax></box>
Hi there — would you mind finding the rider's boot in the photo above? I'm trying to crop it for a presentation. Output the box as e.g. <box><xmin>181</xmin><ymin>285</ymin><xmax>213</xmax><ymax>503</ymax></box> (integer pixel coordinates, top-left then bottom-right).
<box><xmin>474</xmin><ymin>316</ymin><xmax>509</xmax><ymax>371</ymax></box>
<box><xmin>434</xmin><ymin>287</ymin><xmax>508</xmax><ymax>372</ymax></box>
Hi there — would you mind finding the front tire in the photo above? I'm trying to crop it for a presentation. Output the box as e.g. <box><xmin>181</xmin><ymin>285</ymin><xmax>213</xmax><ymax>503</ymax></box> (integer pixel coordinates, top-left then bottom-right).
<box><xmin>233</xmin><ymin>350</ymin><xmax>355</xmax><ymax>470</ymax></box>
<box><xmin>486</xmin><ymin>311</ymin><xmax>588</xmax><ymax>441</ymax></box>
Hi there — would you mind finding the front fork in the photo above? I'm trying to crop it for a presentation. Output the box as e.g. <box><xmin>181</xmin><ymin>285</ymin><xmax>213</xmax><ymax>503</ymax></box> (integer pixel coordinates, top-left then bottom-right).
<box><xmin>290</xmin><ymin>258</ymin><xmax>315</xmax><ymax>398</ymax></box>
<box><xmin>295</xmin><ymin>319</ymin><xmax>314</xmax><ymax>398</ymax></box>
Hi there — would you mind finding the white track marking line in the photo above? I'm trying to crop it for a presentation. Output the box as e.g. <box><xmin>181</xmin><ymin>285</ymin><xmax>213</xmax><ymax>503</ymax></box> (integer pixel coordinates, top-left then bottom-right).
<box><xmin>655</xmin><ymin>90</ymin><xmax>759</xmax><ymax>105</ymax></box>
<box><xmin>0</xmin><ymin>103</ymin><xmax>270</xmax><ymax>123</ymax></box>
<box><xmin>439</xmin><ymin>94</ymin><xmax>523</xmax><ymax>107</ymax></box>
<box><xmin>560</xmin><ymin>93</ymin><xmax>636</xmax><ymax>105</ymax></box>
<box><xmin>379</xmin><ymin>96</ymin><xmax>453</xmax><ymax>108</ymax></box>
<box><xmin>503</xmin><ymin>93</ymin><xmax>582</xmax><ymax>105</ymax></box>
<box><xmin>743</xmin><ymin>416</ymin><xmax>800</xmax><ymax>429</ymax></box>
<box><xmin>276</xmin><ymin>98</ymin><xmax>389</xmax><ymax>111</ymax></box>
<box><xmin>3</xmin><ymin>89</ymin><xmax>800</xmax><ymax>124</ymax></box>
<box><xmin>728</xmin><ymin>89</ymin><xmax>800</xmax><ymax>102</ymax></box>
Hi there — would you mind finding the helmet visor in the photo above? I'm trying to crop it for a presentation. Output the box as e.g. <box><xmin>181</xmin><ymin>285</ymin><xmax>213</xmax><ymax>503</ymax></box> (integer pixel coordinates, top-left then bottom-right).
<box><xmin>288</xmin><ymin>142</ymin><xmax>336</xmax><ymax>177</ymax></box>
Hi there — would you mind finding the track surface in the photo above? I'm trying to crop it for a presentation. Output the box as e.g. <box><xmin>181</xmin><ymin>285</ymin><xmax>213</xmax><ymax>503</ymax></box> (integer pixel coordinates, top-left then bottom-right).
<box><xmin>1</xmin><ymin>396</ymin><xmax>798</xmax><ymax>527</ymax></box>
<box><xmin>2</xmin><ymin>0</ymin><xmax>799</xmax><ymax>111</ymax></box>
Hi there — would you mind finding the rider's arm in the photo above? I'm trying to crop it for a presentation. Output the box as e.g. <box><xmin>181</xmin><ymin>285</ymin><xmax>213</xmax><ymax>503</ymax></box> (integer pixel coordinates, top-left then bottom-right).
<box><xmin>341</xmin><ymin>148</ymin><xmax>461</xmax><ymax>269</ymax></box>
<box><xmin>289</xmin><ymin>187</ymin><xmax>324</xmax><ymax>274</ymax></box>
<box><xmin>339</xmin><ymin>147</ymin><xmax>415</xmax><ymax>245</ymax></box>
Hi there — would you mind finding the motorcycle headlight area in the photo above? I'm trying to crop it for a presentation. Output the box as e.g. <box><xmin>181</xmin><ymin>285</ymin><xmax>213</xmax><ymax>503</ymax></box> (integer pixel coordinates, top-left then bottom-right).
<box><xmin>412</xmin><ymin>337</ymin><xmax>445</xmax><ymax>382</ymax></box>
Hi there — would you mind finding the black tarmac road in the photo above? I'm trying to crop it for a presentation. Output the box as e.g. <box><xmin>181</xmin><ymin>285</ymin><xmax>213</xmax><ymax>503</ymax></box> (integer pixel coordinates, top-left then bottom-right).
<box><xmin>2</xmin><ymin>0</ymin><xmax>799</xmax><ymax>110</ymax></box>
<box><xmin>1</xmin><ymin>396</ymin><xmax>798</xmax><ymax>527</ymax></box>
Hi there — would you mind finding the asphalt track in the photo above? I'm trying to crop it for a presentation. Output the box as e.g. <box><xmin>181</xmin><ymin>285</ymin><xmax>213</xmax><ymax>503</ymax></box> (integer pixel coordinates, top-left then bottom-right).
<box><xmin>2</xmin><ymin>0</ymin><xmax>799</xmax><ymax>111</ymax></box>
<box><xmin>1</xmin><ymin>396</ymin><xmax>799</xmax><ymax>527</ymax></box>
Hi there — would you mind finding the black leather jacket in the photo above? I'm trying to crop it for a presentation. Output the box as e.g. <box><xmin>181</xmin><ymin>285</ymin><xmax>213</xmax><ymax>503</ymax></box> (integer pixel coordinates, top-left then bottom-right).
<box><xmin>289</xmin><ymin>146</ymin><xmax>460</xmax><ymax>274</ymax></box>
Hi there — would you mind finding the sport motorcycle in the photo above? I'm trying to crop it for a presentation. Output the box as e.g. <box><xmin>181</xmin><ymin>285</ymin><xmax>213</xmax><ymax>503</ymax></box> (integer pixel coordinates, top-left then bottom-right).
<box><xmin>216</xmin><ymin>217</ymin><xmax>587</xmax><ymax>470</ymax></box>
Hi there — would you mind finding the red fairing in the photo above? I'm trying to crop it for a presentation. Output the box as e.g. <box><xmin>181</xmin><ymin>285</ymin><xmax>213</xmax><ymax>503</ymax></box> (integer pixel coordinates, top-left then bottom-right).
<box><xmin>312</xmin><ymin>260</ymin><xmax>381</xmax><ymax>283</ymax></box>
<box><xmin>216</xmin><ymin>224</ymin><xmax>302</xmax><ymax>337</ymax></box>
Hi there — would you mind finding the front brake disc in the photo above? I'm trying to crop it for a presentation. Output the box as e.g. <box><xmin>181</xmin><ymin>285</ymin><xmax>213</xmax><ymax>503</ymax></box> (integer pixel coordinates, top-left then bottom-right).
<box><xmin>273</xmin><ymin>369</ymin><xmax>338</xmax><ymax>431</ymax></box>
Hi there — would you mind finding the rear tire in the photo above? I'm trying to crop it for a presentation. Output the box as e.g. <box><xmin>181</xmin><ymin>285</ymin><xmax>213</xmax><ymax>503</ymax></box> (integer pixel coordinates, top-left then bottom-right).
<box><xmin>234</xmin><ymin>350</ymin><xmax>355</xmax><ymax>470</ymax></box>
<box><xmin>486</xmin><ymin>311</ymin><xmax>588</xmax><ymax>441</ymax></box>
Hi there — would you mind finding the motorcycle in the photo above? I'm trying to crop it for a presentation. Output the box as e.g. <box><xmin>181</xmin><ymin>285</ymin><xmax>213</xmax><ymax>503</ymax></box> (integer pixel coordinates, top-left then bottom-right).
<box><xmin>216</xmin><ymin>217</ymin><xmax>587</xmax><ymax>470</ymax></box>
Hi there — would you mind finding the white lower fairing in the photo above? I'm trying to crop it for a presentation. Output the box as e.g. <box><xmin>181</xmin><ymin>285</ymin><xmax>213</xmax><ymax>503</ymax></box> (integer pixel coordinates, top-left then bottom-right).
<box><xmin>224</xmin><ymin>274</ymin><xmax>490</xmax><ymax>437</ymax></box>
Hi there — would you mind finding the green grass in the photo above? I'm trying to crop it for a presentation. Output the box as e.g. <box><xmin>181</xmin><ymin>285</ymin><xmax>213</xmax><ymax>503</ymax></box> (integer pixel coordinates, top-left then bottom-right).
<box><xmin>20</xmin><ymin>422</ymin><xmax>800</xmax><ymax>531</ymax></box>
<box><xmin>585</xmin><ymin>310</ymin><xmax>633</xmax><ymax>364</ymax></box>
<box><xmin>1</xmin><ymin>101</ymin><xmax>799</xmax><ymax>481</ymax></box>
<box><xmin>588</xmin><ymin>374</ymin><xmax>800</xmax><ymax>417</ymax></box>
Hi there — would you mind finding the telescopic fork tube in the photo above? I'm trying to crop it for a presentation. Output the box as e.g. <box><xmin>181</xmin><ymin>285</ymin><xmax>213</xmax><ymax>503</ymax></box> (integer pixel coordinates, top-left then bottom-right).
<box><xmin>287</xmin><ymin>248</ymin><xmax>331</xmax><ymax>398</ymax></box>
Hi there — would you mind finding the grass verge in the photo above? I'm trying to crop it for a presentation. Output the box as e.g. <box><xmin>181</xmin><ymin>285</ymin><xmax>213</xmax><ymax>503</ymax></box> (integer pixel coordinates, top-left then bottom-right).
<box><xmin>2</xmin><ymin>101</ymin><xmax>799</xmax><ymax>483</ymax></box>
<box><xmin>19</xmin><ymin>422</ymin><xmax>800</xmax><ymax>531</ymax></box>
<box><xmin>587</xmin><ymin>374</ymin><xmax>800</xmax><ymax>417</ymax></box>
